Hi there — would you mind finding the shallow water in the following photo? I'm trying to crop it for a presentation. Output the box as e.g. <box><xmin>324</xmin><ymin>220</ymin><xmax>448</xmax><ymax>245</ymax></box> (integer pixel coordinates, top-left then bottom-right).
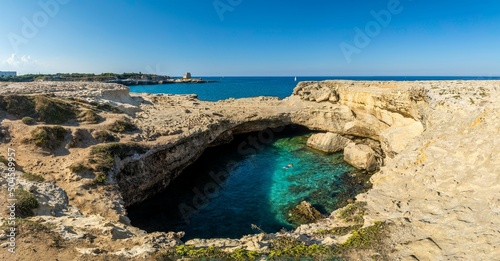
<box><xmin>127</xmin><ymin>128</ymin><xmax>358</xmax><ymax>240</ymax></box>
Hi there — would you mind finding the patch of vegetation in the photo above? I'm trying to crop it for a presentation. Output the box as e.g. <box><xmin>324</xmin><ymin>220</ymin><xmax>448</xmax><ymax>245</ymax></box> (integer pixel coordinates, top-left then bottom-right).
<box><xmin>78</xmin><ymin>110</ymin><xmax>101</xmax><ymax>124</ymax></box>
<box><xmin>21</xmin><ymin>116</ymin><xmax>36</xmax><ymax>125</ymax></box>
<box><xmin>339</xmin><ymin>221</ymin><xmax>386</xmax><ymax>250</ymax></box>
<box><xmin>268</xmin><ymin>236</ymin><xmax>336</xmax><ymax>260</ymax></box>
<box><xmin>0</xmin><ymin>95</ymin><xmax>36</xmax><ymax>116</ymax></box>
<box><xmin>93</xmin><ymin>130</ymin><xmax>117</xmax><ymax>143</ymax></box>
<box><xmin>469</xmin><ymin>97</ymin><xmax>475</xmax><ymax>104</ymax></box>
<box><xmin>0</xmin><ymin>218</ymin><xmax>52</xmax><ymax>233</ymax></box>
<box><xmin>0</xmin><ymin>95</ymin><xmax>77</xmax><ymax>124</ymax></box>
<box><xmin>287</xmin><ymin>201</ymin><xmax>324</xmax><ymax>226</ymax></box>
<box><xmin>15</xmin><ymin>188</ymin><xmax>39</xmax><ymax>218</ymax></box>
<box><xmin>89</xmin><ymin>142</ymin><xmax>148</xmax><ymax>173</ymax></box>
<box><xmin>0</xmin><ymin>155</ymin><xmax>8</xmax><ymax>165</ymax></box>
<box><xmin>337</xmin><ymin>201</ymin><xmax>367</xmax><ymax>224</ymax></box>
<box><xmin>96</xmin><ymin>103</ymin><xmax>123</xmax><ymax>113</ymax></box>
<box><xmin>108</xmin><ymin>120</ymin><xmax>137</xmax><ymax>133</ymax></box>
<box><xmin>0</xmin><ymin>72</ymin><xmax>171</xmax><ymax>83</ymax></box>
<box><xmin>315</xmin><ymin>225</ymin><xmax>363</xmax><ymax>237</ymax></box>
<box><xmin>22</xmin><ymin>172</ymin><xmax>45</xmax><ymax>182</ymax></box>
<box><xmin>30</xmin><ymin>126</ymin><xmax>67</xmax><ymax>150</ymax></box>
<box><xmin>92</xmin><ymin>173</ymin><xmax>107</xmax><ymax>185</ymax></box>
<box><xmin>68</xmin><ymin>163</ymin><xmax>89</xmax><ymax>174</ymax></box>
<box><xmin>34</xmin><ymin>95</ymin><xmax>77</xmax><ymax>124</ymax></box>
<box><xmin>158</xmin><ymin>245</ymin><xmax>261</xmax><ymax>261</ymax></box>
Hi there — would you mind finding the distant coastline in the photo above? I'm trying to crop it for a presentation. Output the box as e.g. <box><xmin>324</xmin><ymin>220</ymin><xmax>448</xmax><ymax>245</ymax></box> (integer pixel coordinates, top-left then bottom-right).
<box><xmin>0</xmin><ymin>72</ymin><xmax>216</xmax><ymax>86</ymax></box>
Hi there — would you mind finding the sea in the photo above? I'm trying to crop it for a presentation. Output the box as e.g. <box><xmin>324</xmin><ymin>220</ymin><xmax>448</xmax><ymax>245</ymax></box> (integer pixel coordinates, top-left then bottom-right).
<box><xmin>128</xmin><ymin>76</ymin><xmax>499</xmax><ymax>101</ymax></box>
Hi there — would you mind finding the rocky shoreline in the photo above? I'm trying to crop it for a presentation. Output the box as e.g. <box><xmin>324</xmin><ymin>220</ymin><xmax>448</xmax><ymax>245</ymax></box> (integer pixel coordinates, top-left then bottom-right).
<box><xmin>109</xmin><ymin>78</ymin><xmax>216</xmax><ymax>86</ymax></box>
<box><xmin>0</xmin><ymin>80</ymin><xmax>498</xmax><ymax>260</ymax></box>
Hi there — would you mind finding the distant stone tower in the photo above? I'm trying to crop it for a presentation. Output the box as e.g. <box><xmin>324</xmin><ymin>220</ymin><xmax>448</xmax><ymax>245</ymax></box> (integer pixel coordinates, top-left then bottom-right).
<box><xmin>183</xmin><ymin>72</ymin><xmax>192</xmax><ymax>79</ymax></box>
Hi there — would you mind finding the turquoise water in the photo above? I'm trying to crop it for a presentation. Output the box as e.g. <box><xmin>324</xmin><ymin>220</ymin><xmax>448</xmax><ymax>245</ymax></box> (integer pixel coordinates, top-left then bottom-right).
<box><xmin>129</xmin><ymin>76</ymin><xmax>500</xmax><ymax>101</ymax></box>
<box><xmin>127</xmin><ymin>128</ymin><xmax>359</xmax><ymax>240</ymax></box>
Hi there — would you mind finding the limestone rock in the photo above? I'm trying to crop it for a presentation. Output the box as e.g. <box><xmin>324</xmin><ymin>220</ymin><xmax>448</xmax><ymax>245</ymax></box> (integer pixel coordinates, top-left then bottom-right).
<box><xmin>306</xmin><ymin>132</ymin><xmax>351</xmax><ymax>153</ymax></box>
<box><xmin>287</xmin><ymin>201</ymin><xmax>324</xmax><ymax>226</ymax></box>
<box><xmin>343</xmin><ymin>143</ymin><xmax>378</xmax><ymax>171</ymax></box>
<box><xmin>292</xmin><ymin>105</ymin><xmax>354</xmax><ymax>133</ymax></box>
<box><xmin>380</xmin><ymin>121</ymin><xmax>424</xmax><ymax>158</ymax></box>
<box><xmin>293</xmin><ymin>82</ymin><xmax>338</xmax><ymax>103</ymax></box>
<box><xmin>314</xmin><ymin>87</ymin><xmax>334</xmax><ymax>102</ymax></box>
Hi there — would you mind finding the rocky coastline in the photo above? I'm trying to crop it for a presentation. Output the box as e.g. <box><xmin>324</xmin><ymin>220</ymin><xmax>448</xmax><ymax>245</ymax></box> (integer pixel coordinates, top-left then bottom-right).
<box><xmin>0</xmin><ymin>80</ymin><xmax>498</xmax><ymax>260</ymax></box>
<box><xmin>109</xmin><ymin>78</ymin><xmax>216</xmax><ymax>86</ymax></box>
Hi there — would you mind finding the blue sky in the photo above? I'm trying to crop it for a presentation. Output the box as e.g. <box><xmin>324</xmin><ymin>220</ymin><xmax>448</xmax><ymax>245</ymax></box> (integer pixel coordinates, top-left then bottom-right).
<box><xmin>1</xmin><ymin>0</ymin><xmax>499</xmax><ymax>76</ymax></box>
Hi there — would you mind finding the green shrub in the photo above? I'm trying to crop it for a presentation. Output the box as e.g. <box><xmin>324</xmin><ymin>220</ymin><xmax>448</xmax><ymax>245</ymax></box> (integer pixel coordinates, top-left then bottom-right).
<box><xmin>31</xmin><ymin>126</ymin><xmax>67</xmax><ymax>150</ymax></box>
<box><xmin>337</xmin><ymin>201</ymin><xmax>367</xmax><ymax>224</ymax></box>
<box><xmin>0</xmin><ymin>155</ymin><xmax>8</xmax><ymax>165</ymax></box>
<box><xmin>315</xmin><ymin>225</ymin><xmax>363</xmax><ymax>236</ymax></box>
<box><xmin>268</xmin><ymin>236</ymin><xmax>336</xmax><ymax>260</ymax></box>
<box><xmin>0</xmin><ymin>95</ymin><xmax>36</xmax><ymax>117</ymax></box>
<box><xmin>21</xmin><ymin>116</ymin><xmax>36</xmax><ymax>125</ymax></box>
<box><xmin>89</xmin><ymin>143</ymin><xmax>147</xmax><ymax>173</ymax></box>
<box><xmin>79</xmin><ymin>110</ymin><xmax>101</xmax><ymax>124</ymax></box>
<box><xmin>0</xmin><ymin>95</ymin><xmax>77</xmax><ymax>124</ymax></box>
<box><xmin>340</xmin><ymin>221</ymin><xmax>386</xmax><ymax>250</ymax></box>
<box><xmin>22</xmin><ymin>172</ymin><xmax>45</xmax><ymax>182</ymax></box>
<box><xmin>93</xmin><ymin>130</ymin><xmax>116</xmax><ymax>143</ymax></box>
<box><xmin>34</xmin><ymin>95</ymin><xmax>76</xmax><ymax>124</ymax></box>
<box><xmin>68</xmin><ymin>163</ymin><xmax>89</xmax><ymax>173</ymax></box>
<box><xmin>15</xmin><ymin>189</ymin><xmax>39</xmax><ymax>218</ymax></box>
<box><xmin>158</xmin><ymin>245</ymin><xmax>261</xmax><ymax>261</ymax></box>
<box><xmin>108</xmin><ymin>120</ymin><xmax>137</xmax><ymax>133</ymax></box>
<box><xmin>96</xmin><ymin>103</ymin><xmax>123</xmax><ymax>113</ymax></box>
<box><xmin>92</xmin><ymin>173</ymin><xmax>107</xmax><ymax>185</ymax></box>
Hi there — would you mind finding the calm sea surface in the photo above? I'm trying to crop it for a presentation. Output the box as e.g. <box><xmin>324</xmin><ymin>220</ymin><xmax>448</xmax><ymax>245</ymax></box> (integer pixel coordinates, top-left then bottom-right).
<box><xmin>129</xmin><ymin>76</ymin><xmax>499</xmax><ymax>101</ymax></box>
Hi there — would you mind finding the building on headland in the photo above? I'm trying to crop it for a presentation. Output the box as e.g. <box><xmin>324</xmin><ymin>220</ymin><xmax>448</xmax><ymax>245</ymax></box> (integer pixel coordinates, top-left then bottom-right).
<box><xmin>183</xmin><ymin>72</ymin><xmax>192</xmax><ymax>79</ymax></box>
<box><xmin>0</xmin><ymin>71</ymin><xmax>16</xmax><ymax>77</ymax></box>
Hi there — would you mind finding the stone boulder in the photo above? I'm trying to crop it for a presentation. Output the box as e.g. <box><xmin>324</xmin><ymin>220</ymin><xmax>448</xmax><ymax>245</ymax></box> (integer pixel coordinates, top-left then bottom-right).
<box><xmin>287</xmin><ymin>201</ymin><xmax>324</xmax><ymax>226</ymax></box>
<box><xmin>380</xmin><ymin>121</ymin><xmax>424</xmax><ymax>158</ymax></box>
<box><xmin>306</xmin><ymin>132</ymin><xmax>351</xmax><ymax>153</ymax></box>
<box><xmin>293</xmin><ymin>82</ymin><xmax>338</xmax><ymax>103</ymax></box>
<box><xmin>343</xmin><ymin>143</ymin><xmax>378</xmax><ymax>171</ymax></box>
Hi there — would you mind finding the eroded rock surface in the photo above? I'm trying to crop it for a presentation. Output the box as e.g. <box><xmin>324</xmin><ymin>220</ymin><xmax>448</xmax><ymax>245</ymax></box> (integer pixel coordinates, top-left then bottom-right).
<box><xmin>287</xmin><ymin>201</ymin><xmax>325</xmax><ymax>225</ymax></box>
<box><xmin>306</xmin><ymin>132</ymin><xmax>351</xmax><ymax>153</ymax></box>
<box><xmin>343</xmin><ymin>143</ymin><xmax>378</xmax><ymax>171</ymax></box>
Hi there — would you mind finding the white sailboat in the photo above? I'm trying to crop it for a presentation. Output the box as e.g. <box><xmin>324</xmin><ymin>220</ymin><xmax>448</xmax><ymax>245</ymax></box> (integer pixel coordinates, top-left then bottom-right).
<box><xmin>294</xmin><ymin>76</ymin><xmax>297</xmax><ymax>81</ymax></box>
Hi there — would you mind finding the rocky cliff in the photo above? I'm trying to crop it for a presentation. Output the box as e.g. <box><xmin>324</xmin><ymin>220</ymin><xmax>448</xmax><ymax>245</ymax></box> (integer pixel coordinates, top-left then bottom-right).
<box><xmin>0</xmin><ymin>80</ymin><xmax>498</xmax><ymax>260</ymax></box>
<box><xmin>115</xmin><ymin>81</ymin><xmax>427</xmax><ymax>206</ymax></box>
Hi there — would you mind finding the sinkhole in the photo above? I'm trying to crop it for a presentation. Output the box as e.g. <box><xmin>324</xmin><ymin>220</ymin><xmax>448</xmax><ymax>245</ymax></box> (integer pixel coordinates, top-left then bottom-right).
<box><xmin>127</xmin><ymin>125</ymin><xmax>371</xmax><ymax>240</ymax></box>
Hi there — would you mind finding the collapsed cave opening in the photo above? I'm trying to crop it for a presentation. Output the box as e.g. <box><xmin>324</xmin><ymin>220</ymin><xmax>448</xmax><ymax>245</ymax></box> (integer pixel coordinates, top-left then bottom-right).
<box><xmin>126</xmin><ymin>125</ymin><xmax>376</xmax><ymax>240</ymax></box>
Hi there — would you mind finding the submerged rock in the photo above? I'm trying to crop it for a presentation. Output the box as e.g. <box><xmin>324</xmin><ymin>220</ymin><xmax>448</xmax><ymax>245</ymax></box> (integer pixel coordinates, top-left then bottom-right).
<box><xmin>306</xmin><ymin>132</ymin><xmax>351</xmax><ymax>153</ymax></box>
<box><xmin>287</xmin><ymin>201</ymin><xmax>325</xmax><ymax>226</ymax></box>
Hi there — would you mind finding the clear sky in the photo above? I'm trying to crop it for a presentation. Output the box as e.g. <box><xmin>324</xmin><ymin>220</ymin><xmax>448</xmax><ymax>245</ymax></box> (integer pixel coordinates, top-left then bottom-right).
<box><xmin>1</xmin><ymin>0</ymin><xmax>499</xmax><ymax>76</ymax></box>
